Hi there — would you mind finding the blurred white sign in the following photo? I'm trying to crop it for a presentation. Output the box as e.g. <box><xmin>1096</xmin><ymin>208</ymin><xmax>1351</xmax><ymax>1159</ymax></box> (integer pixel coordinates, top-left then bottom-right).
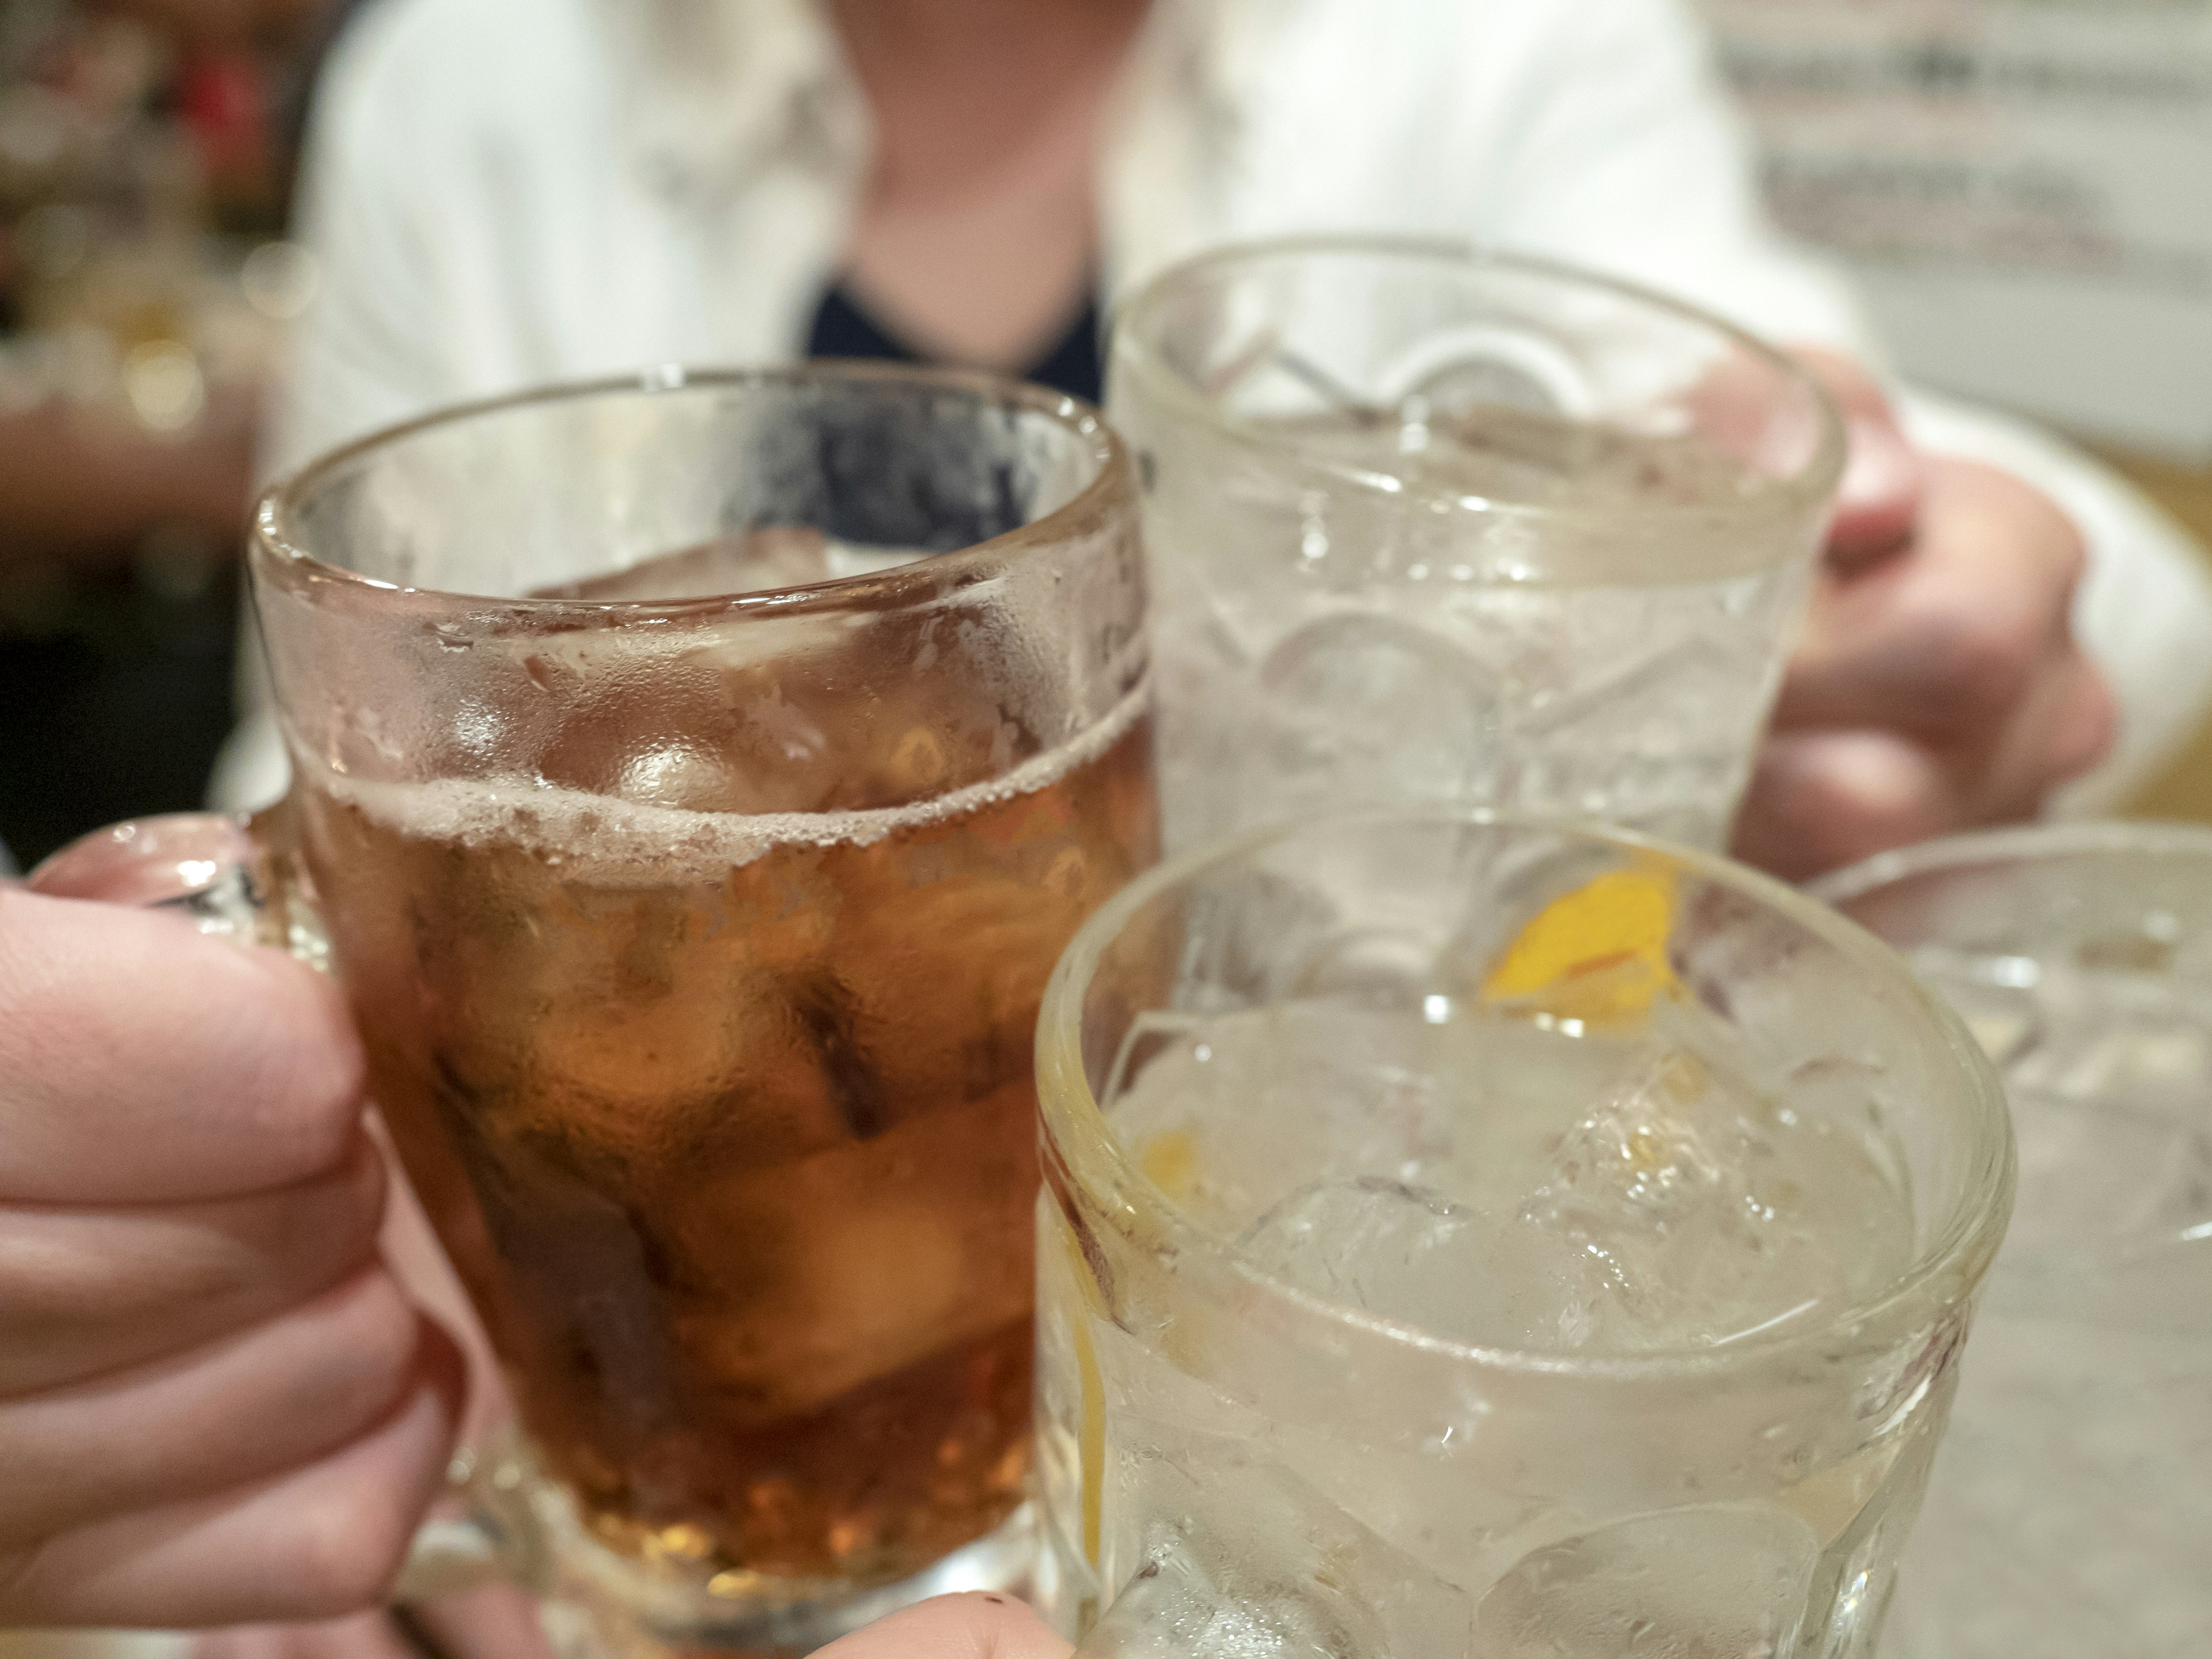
<box><xmin>1704</xmin><ymin>0</ymin><xmax>2212</xmax><ymax>460</ymax></box>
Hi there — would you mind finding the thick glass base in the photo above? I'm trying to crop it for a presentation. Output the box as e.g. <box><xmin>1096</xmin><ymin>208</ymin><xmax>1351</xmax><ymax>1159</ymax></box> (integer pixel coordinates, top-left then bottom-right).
<box><xmin>526</xmin><ymin>1491</ymin><xmax>1039</xmax><ymax>1659</ymax></box>
<box><xmin>1026</xmin><ymin>1495</ymin><xmax>1099</xmax><ymax>1642</ymax></box>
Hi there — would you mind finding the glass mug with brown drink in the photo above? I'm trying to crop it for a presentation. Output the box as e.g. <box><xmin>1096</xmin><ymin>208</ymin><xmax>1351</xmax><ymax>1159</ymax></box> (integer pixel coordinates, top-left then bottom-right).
<box><xmin>33</xmin><ymin>365</ymin><xmax>1160</xmax><ymax>1650</ymax></box>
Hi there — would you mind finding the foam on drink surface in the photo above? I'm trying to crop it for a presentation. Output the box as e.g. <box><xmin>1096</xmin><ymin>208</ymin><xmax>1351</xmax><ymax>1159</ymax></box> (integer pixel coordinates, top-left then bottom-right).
<box><xmin>311</xmin><ymin>506</ymin><xmax>1152</xmax><ymax>878</ymax></box>
<box><xmin>313</xmin><ymin>675</ymin><xmax>1149</xmax><ymax>884</ymax></box>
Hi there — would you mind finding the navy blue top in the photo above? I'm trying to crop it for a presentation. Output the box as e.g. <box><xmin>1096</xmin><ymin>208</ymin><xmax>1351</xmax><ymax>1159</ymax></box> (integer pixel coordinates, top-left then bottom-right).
<box><xmin>805</xmin><ymin>283</ymin><xmax>1104</xmax><ymax>406</ymax></box>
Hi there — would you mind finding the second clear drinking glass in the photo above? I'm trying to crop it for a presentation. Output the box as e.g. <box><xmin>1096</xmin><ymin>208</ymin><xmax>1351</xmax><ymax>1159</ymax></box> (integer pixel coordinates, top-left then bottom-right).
<box><xmin>1815</xmin><ymin>825</ymin><xmax>2212</xmax><ymax>1657</ymax></box>
<box><xmin>1108</xmin><ymin>237</ymin><xmax>1845</xmax><ymax>853</ymax></box>
<box><xmin>1032</xmin><ymin>811</ymin><xmax>2012</xmax><ymax>1658</ymax></box>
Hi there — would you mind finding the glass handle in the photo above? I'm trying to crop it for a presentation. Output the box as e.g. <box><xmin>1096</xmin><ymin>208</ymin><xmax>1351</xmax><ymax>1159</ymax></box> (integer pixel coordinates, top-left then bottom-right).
<box><xmin>27</xmin><ymin>814</ymin><xmax>519</xmax><ymax>1605</ymax></box>
<box><xmin>391</xmin><ymin>1429</ymin><xmax>540</xmax><ymax>1601</ymax></box>
<box><xmin>29</xmin><ymin>813</ymin><xmax>284</xmax><ymax>931</ymax></box>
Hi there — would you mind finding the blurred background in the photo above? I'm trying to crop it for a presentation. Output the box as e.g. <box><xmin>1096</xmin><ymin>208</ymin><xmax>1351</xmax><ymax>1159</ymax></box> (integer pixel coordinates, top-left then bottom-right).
<box><xmin>0</xmin><ymin>0</ymin><xmax>332</xmax><ymax>866</ymax></box>
<box><xmin>1699</xmin><ymin>0</ymin><xmax>2212</xmax><ymax>818</ymax></box>
<box><xmin>0</xmin><ymin>0</ymin><xmax>2205</xmax><ymax>868</ymax></box>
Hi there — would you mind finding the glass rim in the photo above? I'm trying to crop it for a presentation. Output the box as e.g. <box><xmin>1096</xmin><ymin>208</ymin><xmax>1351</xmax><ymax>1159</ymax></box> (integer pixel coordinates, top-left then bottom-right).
<box><xmin>1810</xmin><ymin>817</ymin><xmax>2212</xmax><ymax>907</ymax></box>
<box><xmin>251</xmin><ymin>359</ymin><xmax>1129</xmax><ymax>619</ymax></box>
<box><xmin>1109</xmin><ymin>234</ymin><xmax>1850</xmax><ymax>534</ymax></box>
<box><xmin>1036</xmin><ymin>806</ymin><xmax>2016</xmax><ymax>1379</ymax></box>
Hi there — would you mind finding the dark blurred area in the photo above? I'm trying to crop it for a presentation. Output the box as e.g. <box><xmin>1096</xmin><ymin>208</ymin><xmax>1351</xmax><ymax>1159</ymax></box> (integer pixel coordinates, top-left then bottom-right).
<box><xmin>0</xmin><ymin>0</ymin><xmax>331</xmax><ymax>866</ymax></box>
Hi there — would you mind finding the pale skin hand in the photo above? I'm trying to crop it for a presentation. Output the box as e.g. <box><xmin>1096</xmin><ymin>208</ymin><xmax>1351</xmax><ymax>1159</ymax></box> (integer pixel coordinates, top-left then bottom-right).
<box><xmin>192</xmin><ymin>1589</ymin><xmax>1069</xmax><ymax>1659</ymax></box>
<box><xmin>0</xmin><ymin>889</ymin><xmax>464</xmax><ymax>1629</ymax></box>
<box><xmin>1733</xmin><ymin>352</ymin><xmax>2116</xmax><ymax>881</ymax></box>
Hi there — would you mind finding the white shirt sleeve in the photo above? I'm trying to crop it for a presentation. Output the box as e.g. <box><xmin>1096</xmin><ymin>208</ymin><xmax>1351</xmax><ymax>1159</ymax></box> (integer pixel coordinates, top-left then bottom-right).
<box><xmin>1475</xmin><ymin>0</ymin><xmax>1874</xmax><ymax>359</ymax></box>
<box><xmin>264</xmin><ymin>2</ymin><xmax>465</xmax><ymax>480</ymax></box>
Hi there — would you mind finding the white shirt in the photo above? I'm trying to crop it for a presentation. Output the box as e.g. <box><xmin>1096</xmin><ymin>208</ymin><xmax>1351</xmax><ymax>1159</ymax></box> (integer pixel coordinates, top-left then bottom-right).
<box><xmin>225</xmin><ymin>0</ymin><xmax>2212</xmax><ymax>812</ymax></box>
<box><xmin>271</xmin><ymin>0</ymin><xmax>1875</xmax><ymax>470</ymax></box>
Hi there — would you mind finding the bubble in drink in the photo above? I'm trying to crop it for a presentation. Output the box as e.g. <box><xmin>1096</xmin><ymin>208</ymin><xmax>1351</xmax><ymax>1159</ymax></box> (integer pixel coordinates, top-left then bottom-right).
<box><xmin>294</xmin><ymin>540</ymin><xmax>1159</xmax><ymax>1585</ymax></box>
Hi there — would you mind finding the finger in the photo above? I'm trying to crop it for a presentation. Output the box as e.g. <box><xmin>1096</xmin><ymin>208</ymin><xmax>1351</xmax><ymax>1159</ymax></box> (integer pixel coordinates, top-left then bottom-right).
<box><xmin>2029</xmin><ymin>646</ymin><xmax>2119</xmax><ymax>790</ymax></box>
<box><xmin>1827</xmin><ymin>414</ymin><xmax>1923</xmax><ymax>567</ymax></box>
<box><xmin>1774</xmin><ymin>459</ymin><xmax>2084</xmax><ymax>741</ymax></box>
<box><xmin>1732</xmin><ymin>728</ymin><xmax>1961</xmax><ymax>883</ymax></box>
<box><xmin>0</xmin><ymin>1132</ymin><xmax>386</xmax><ymax>1396</ymax></box>
<box><xmin>373</xmin><ymin>1135</ymin><xmax>511</xmax><ymax>1449</ymax></box>
<box><xmin>815</xmin><ymin>1593</ymin><xmax>1073</xmax><ymax>1659</ymax></box>
<box><xmin>1738</xmin><ymin>640</ymin><xmax>2118</xmax><ymax>883</ymax></box>
<box><xmin>1789</xmin><ymin>347</ymin><xmax>1924</xmax><ymax>566</ymax></box>
<box><xmin>0</xmin><ymin>889</ymin><xmax>367</xmax><ymax>1203</ymax></box>
<box><xmin>0</xmin><ymin>1321</ymin><xmax>463</xmax><ymax>1628</ymax></box>
<box><xmin>191</xmin><ymin>1612</ymin><xmax>419</xmax><ymax>1659</ymax></box>
<box><xmin>1</xmin><ymin>1270</ymin><xmax>430</xmax><ymax>1545</ymax></box>
<box><xmin>189</xmin><ymin>1590</ymin><xmax>555</xmax><ymax>1659</ymax></box>
<box><xmin>1969</xmin><ymin>644</ymin><xmax>2118</xmax><ymax>822</ymax></box>
<box><xmin>402</xmin><ymin>1585</ymin><xmax>560</xmax><ymax>1659</ymax></box>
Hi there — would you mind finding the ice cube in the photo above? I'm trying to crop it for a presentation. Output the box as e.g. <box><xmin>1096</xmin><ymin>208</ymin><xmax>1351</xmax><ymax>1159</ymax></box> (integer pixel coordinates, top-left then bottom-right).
<box><xmin>1238</xmin><ymin>1176</ymin><xmax>1477</xmax><ymax>1321</ymax></box>
<box><xmin>1077</xmin><ymin>1536</ymin><xmax>1374</xmax><ymax>1659</ymax></box>
<box><xmin>1118</xmin><ymin>997</ymin><xmax>1910</xmax><ymax>1353</ymax></box>
<box><xmin>1474</xmin><ymin>1503</ymin><xmax>1821</xmax><ymax>1659</ymax></box>
<box><xmin>538</xmin><ymin>527</ymin><xmax>840</xmax><ymax>601</ymax></box>
<box><xmin>1106</xmin><ymin>1003</ymin><xmax>1460</xmax><ymax>1238</ymax></box>
<box><xmin>1917</xmin><ymin>947</ymin><xmax>2212</xmax><ymax>1259</ymax></box>
<box><xmin>1997</xmin><ymin>1084</ymin><xmax>2210</xmax><ymax>1264</ymax></box>
<box><xmin>1257</xmin><ymin>612</ymin><xmax>1501</xmax><ymax>802</ymax></box>
<box><xmin>1507</xmin><ymin>1037</ymin><xmax>1911</xmax><ymax>1351</ymax></box>
<box><xmin>1092</xmin><ymin>1425</ymin><xmax>1473</xmax><ymax>1659</ymax></box>
<box><xmin>1421</xmin><ymin>406</ymin><xmax>1762</xmax><ymax>509</ymax></box>
<box><xmin>1229</xmin><ymin>1033</ymin><xmax>1904</xmax><ymax>1353</ymax></box>
<box><xmin>2016</xmin><ymin>987</ymin><xmax>2212</xmax><ymax>1104</ymax></box>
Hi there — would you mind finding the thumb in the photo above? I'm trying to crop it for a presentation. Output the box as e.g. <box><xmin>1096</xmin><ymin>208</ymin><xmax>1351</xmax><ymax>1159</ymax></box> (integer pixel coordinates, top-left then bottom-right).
<box><xmin>1790</xmin><ymin>348</ymin><xmax>1925</xmax><ymax>569</ymax></box>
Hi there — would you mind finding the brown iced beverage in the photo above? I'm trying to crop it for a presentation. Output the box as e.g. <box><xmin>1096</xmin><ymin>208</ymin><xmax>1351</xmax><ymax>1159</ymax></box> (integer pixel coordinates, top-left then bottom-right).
<box><xmin>290</xmin><ymin>525</ymin><xmax>1158</xmax><ymax>1585</ymax></box>
<box><xmin>228</xmin><ymin>368</ymin><xmax>1153</xmax><ymax>1640</ymax></box>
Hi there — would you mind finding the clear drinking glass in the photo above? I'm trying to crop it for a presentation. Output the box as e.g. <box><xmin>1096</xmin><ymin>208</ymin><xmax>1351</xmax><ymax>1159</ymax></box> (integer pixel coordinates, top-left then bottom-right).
<box><xmin>1814</xmin><ymin>824</ymin><xmax>2212</xmax><ymax>1658</ymax></box>
<box><xmin>1108</xmin><ymin>237</ymin><xmax>1845</xmax><ymax>854</ymax></box>
<box><xmin>32</xmin><ymin>365</ymin><xmax>1160</xmax><ymax>1652</ymax></box>
<box><xmin>1031</xmin><ymin>810</ymin><xmax>2012</xmax><ymax>1659</ymax></box>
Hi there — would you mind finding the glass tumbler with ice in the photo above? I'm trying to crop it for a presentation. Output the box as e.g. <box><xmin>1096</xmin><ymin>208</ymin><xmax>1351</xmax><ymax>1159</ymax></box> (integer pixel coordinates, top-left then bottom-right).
<box><xmin>1818</xmin><ymin>824</ymin><xmax>2212</xmax><ymax>1658</ymax></box>
<box><xmin>1032</xmin><ymin>811</ymin><xmax>2013</xmax><ymax>1659</ymax></box>
<box><xmin>1108</xmin><ymin>238</ymin><xmax>1846</xmax><ymax>853</ymax></box>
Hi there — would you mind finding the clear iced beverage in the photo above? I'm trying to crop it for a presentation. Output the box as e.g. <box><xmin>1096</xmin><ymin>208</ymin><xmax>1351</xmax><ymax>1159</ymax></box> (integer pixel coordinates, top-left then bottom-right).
<box><xmin>1817</xmin><ymin>826</ymin><xmax>2212</xmax><ymax>1657</ymax></box>
<box><xmin>1108</xmin><ymin>241</ymin><xmax>1844</xmax><ymax>853</ymax></box>
<box><xmin>1032</xmin><ymin>813</ymin><xmax>2012</xmax><ymax>1659</ymax></box>
<box><xmin>238</xmin><ymin>366</ymin><xmax>1158</xmax><ymax>1642</ymax></box>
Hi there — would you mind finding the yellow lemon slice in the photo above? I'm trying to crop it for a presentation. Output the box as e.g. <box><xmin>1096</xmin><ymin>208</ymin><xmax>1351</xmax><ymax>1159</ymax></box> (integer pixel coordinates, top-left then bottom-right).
<box><xmin>1137</xmin><ymin>1127</ymin><xmax>1202</xmax><ymax>1203</ymax></box>
<box><xmin>1482</xmin><ymin>864</ymin><xmax>1681</xmax><ymax>1027</ymax></box>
